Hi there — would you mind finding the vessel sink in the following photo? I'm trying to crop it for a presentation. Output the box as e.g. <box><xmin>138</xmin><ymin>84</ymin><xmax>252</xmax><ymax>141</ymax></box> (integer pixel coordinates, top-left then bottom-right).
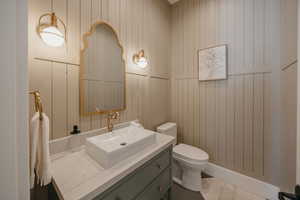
<box><xmin>85</xmin><ymin>125</ymin><xmax>156</xmax><ymax>168</ymax></box>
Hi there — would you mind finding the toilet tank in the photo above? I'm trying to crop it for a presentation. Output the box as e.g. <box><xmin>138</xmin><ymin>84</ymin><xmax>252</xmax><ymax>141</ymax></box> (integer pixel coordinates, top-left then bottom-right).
<box><xmin>157</xmin><ymin>122</ymin><xmax>177</xmax><ymax>146</ymax></box>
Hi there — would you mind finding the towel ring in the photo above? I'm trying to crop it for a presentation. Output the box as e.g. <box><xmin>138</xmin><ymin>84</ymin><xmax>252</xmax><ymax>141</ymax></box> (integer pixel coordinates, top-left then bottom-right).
<box><xmin>29</xmin><ymin>90</ymin><xmax>43</xmax><ymax>120</ymax></box>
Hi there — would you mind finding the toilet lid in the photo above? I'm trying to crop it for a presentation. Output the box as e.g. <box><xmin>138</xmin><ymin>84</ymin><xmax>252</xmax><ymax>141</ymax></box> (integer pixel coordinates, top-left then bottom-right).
<box><xmin>173</xmin><ymin>144</ymin><xmax>209</xmax><ymax>162</ymax></box>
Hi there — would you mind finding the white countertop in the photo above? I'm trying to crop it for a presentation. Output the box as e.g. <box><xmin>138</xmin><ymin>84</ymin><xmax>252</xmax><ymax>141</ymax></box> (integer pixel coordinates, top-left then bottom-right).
<box><xmin>51</xmin><ymin>133</ymin><xmax>174</xmax><ymax>200</ymax></box>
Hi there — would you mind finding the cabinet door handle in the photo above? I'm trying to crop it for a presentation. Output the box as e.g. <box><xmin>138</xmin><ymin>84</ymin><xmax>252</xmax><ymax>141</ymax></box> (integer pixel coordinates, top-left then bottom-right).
<box><xmin>156</xmin><ymin>163</ymin><xmax>161</xmax><ymax>169</ymax></box>
<box><xmin>158</xmin><ymin>186</ymin><xmax>163</xmax><ymax>192</ymax></box>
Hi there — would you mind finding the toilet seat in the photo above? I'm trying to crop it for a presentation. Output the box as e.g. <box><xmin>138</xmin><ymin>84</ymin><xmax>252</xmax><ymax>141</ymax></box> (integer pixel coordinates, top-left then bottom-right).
<box><xmin>173</xmin><ymin>144</ymin><xmax>209</xmax><ymax>164</ymax></box>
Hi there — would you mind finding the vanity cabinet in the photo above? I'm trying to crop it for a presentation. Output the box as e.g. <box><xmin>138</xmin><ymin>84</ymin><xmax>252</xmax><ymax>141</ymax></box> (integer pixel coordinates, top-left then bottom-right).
<box><xmin>94</xmin><ymin>146</ymin><xmax>172</xmax><ymax>200</ymax></box>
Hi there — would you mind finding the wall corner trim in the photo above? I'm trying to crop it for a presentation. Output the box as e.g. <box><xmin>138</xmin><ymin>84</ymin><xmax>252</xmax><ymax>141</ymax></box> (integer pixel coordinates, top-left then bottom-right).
<box><xmin>204</xmin><ymin>163</ymin><xmax>280</xmax><ymax>200</ymax></box>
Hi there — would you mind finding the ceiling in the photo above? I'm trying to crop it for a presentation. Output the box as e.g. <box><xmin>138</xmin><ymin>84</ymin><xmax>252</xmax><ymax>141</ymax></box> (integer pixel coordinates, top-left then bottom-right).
<box><xmin>168</xmin><ymin>0</ymin><xmax>180</xmax><ymax>4</ymax></box>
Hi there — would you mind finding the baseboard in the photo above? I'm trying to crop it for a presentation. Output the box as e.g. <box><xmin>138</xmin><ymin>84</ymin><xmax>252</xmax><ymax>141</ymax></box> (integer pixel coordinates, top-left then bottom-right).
<box><xmin>204</xmin><ymin>162</ymin><xmax>280</xmax><ymax>200</ymax></box>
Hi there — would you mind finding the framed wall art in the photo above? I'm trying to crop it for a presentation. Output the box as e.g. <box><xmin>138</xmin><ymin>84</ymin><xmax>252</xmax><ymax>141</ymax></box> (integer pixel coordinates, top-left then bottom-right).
<box><xmin>198</xmin><ymin>44</ymin><xmax>227</xmax><ymax>81</ymax></box>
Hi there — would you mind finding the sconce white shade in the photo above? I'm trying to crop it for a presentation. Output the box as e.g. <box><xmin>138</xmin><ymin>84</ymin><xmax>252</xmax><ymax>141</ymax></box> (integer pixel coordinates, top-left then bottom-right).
<box><xmin>133</xmin><ymin>50</ymin><xmax>148</xmax><ymax>68</ymax></box>
<box><xmin>40</xmin><ymin>26</ymin><xmax>65</xmax><ymax>47</ymax></box>
<box><xmin>135</xmin><ymin>57</ymin><xmax>148</xmax><ymax>68</ymax></box>
<box><xmin>37</xmin><ymin>13</ymin><xmax>67</xmax><ymax>47</ymax></box>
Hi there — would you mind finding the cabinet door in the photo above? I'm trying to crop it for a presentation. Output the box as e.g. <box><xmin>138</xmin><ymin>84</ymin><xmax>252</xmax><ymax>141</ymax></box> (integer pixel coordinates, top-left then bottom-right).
<box><xmin>136</xmin><ymin>168</ymin><xmax>171</xmax><ymax>200</ymax></box>
<box><xmin>95</xmin><ymin>147</ymin><xmax>171</xmax><ymax>200</ymax></box>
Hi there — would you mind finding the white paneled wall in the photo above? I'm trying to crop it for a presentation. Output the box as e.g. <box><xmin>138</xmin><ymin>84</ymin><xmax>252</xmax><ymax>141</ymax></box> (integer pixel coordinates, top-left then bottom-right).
<box><xmin>281</xmin><ymin>63</ymin><xmax>297</xmax><ymax>192</ymax></box>
<box><xmin>170</xmin><ymin>73</ymin><xmax>270</xmax><ymax>179</ymax></box>
<box><xmin>279</xmin><ymin>0</ymin><xmax>298</xmax><ymax>191</ymax></box>
<box><xmin>170</xmin><ymin>0</ymin><xmax>297</xmax><ymax>188</ymax></box>
<box><xmin>29</xmin><ymin>60</ymin><xmax>80</xmax><ymax>139</ymax></box>
<box><xmin>29</xmin><ymin>0</ymin><xmax>171</xmax><ymax>139</ymax></box>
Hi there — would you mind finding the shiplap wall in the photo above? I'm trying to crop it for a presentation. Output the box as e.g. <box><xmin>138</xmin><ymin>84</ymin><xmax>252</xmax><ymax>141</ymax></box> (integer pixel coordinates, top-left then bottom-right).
<box><xmin>29</xmin><ymin>0</ymin><xmax>171</xmax><ymax>139</ymax></box>
<box><xmin>170</xmin><ymin>0</ymin><xmax>297</xmax><ymax>187</ymax></box>
<box><xmin>281</xmin><ymin>63</ymin><xmax>297</xmax><ymax>192</ymax></box>
<box><xmin>279</xmin><ymin>0</ymin><xmax>298</xmax><ymax>192</ymax></box>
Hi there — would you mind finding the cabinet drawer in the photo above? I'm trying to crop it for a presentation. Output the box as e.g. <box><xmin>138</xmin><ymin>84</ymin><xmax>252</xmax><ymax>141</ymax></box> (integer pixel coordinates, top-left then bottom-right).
<box><xmin>98</xmin><ymin>148</ymin><xmax>171</xmax><ymax>200</ymax></box>
<box><xmin>136</xmin><ymin>168</ymin><xmax>171</xmax><ymax>200</ymax></box>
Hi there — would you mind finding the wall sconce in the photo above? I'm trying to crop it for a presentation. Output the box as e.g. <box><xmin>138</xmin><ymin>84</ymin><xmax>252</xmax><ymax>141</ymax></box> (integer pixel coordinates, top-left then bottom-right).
<box><xmin>37</xmin><ymin>12</ymin><xmax>67</xmax><ymax>47</ymax></box>
<box><xmin>133</xmin><ymin>50</ymin><xmax>148</xmax><ymax>68</ymax></box>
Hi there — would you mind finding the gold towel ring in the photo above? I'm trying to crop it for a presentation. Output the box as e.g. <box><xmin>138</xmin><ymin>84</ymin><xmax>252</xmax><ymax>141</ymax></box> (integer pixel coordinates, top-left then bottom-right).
<box><xmin>29</xmin><ymin>90</ymin><xmax>43</xmax><ymax>120</ymax></box>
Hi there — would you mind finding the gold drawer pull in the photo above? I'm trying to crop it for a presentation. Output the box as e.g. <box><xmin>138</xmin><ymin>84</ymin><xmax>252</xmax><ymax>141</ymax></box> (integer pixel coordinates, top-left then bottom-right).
<box><xmin>156</xmin><ymin>164</ymin><xmax>161</xmax><ymax>169</ymax></box>
<box><xmin>158</xmin><ymin>186</ymin><xmax>163</xmax><ymax>192</ymax></box>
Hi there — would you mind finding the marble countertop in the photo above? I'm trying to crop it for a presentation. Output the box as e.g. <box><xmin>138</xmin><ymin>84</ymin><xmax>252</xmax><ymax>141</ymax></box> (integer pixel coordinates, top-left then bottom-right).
<box><xmin>51</xmin><ymin>132</ymin><xmax>174</xmax><ymax>200</ymax></box>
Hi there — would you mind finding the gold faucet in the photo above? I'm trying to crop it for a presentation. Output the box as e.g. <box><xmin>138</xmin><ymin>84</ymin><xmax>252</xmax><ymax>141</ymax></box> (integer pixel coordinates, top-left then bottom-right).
<box><xmin>107</xmin><ymin>112</ymin><xmax>120</xmax><ymax>132</ymax></box>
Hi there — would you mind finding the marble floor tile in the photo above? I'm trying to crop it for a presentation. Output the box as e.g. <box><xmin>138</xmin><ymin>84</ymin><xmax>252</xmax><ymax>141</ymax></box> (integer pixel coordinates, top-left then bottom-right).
<box><xmin>202</xmin><ymin>178</ymin><xmax>266</xmax><ymax>200</ymax></box>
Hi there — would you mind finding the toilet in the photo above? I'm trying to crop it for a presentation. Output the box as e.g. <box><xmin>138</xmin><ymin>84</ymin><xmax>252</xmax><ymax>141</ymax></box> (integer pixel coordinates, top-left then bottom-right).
<box><xmin>157</xmin><ymin>122</ymin><xmax>209</xmax><ymax>192</ymax></box>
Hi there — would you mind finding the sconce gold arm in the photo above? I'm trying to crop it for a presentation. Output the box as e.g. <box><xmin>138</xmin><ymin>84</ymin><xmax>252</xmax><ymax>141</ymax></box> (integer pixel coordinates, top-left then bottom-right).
<box><xmin>29</xmin><ymin>90</ymin><xmax>43</xmax><ymax>120</ymax></box>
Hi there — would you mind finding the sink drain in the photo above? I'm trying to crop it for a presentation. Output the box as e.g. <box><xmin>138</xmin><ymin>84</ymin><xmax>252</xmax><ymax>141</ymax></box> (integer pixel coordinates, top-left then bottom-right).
<box><xmin>120</xmin><ymin>142</ymin><xmax>127</xmax><ymax>146</ymax></box>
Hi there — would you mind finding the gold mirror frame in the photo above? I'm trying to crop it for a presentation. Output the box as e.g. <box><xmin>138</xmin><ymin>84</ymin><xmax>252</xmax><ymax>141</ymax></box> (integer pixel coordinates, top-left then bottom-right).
<box><xmin>80</xmin><ymin>21</ymin><xmax>126</xmax><ymax>116</ymax></box>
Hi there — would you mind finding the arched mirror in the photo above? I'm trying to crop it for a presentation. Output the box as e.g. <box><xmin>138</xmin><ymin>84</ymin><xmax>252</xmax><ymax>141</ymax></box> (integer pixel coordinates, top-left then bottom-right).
<box><xmin>80</xmin><ymin>21</ymin><xmax>126</xmax><ymax>115</ymax></box>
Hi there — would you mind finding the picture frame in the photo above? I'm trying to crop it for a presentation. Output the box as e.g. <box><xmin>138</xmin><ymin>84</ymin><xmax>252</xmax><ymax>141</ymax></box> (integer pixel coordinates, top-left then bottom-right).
<box><xmin>198</xmin><ymin>44</ymin><xmax>227</xmax><ymax>81</ymax></box>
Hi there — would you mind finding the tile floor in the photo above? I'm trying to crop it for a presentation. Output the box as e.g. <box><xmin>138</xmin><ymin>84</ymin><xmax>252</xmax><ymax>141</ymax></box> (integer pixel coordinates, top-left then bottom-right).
<box><xmin>202</xmin><ymin>178</ymin><xmax>266</xmax><ymax>200</ymax></box>
<box><xmin>173</xmin><ymin>178</ymin><xmax>267</xmax><ymax>200</ymax></box>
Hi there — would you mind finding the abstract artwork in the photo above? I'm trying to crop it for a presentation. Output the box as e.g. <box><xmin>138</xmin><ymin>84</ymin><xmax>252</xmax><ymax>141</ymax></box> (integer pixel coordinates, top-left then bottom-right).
<box><xmin>198</xmin><ymin>45</ymin><xmax>227</xmax><ymax>81</ymax></box>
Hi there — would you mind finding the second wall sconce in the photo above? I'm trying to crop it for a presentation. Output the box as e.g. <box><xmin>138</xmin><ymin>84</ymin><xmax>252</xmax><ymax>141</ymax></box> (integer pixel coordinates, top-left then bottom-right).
<box><xmin>133</xmin><ymin>50</ymin><xmax>148</xmax><ymax>68</ymax></box>
<box><xmin>37</xmin><ymin>12</ymin><xmax>67</xmax><ymax>47</ymax></box>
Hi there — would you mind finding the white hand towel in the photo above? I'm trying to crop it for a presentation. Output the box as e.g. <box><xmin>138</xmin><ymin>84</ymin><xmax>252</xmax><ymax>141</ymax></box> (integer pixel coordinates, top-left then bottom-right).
<box><xmin>30</xmin><ymin>112</ymin><xmax>39</xmax><ymax>188</ymax></box>
<box><xmin>30</xmin><ymin>112</ymin><xmax>52</xmax><ymax>188</ymax></box>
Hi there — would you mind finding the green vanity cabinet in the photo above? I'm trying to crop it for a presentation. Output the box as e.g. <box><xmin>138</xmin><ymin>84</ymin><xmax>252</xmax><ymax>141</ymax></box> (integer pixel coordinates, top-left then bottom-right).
<box><xmin>135</xmin><ymin>168</ymin><xmax>171</xmax><ymax>200</ymax></box>
<box><xmin>94</xmin><ymin>146</ymin><xmax>173</xmax><ymax>200</ymax></box>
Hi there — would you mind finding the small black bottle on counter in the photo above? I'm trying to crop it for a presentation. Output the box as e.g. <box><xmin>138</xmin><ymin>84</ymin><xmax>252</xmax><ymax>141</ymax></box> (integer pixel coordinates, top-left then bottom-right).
<box><xmin>70</xmin><ymin>125</ymin><xmax>81</xmax><ymax>135</ymax></box>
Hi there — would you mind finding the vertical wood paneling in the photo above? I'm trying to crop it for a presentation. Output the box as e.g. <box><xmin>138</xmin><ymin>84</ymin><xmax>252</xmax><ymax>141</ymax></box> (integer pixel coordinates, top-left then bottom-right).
<box><xmin>29</xmin><ymin>59</ymin><xmax>52</xmax><ymax>139</ymax></box>
<box><xmin>254</xmin><ymin>0</ymin><xmax>265</xmax><ymax>68</ymax></box>
<box><xmin>172</xmin><ymin>0</ymin><xmax>272</xmax><ymax>79</ymax></box>
<box><xmin>170</xmin><ymin>0</ymin><xmax>285</xmax><ymax>185</ymax></box>
<box><xmin>178</xmin><ymin>80</ymin><xmax>184</xmax><ymax>142</ymax></box>
<box><xmin>199</xmin><ymin>81</ymin><xmax>206</xmax><ymax>149</ymax></box>
<box><xmin>29</xmin><ymin>0</ymin><xmax>171</xmax><ymax>139</ymax></box>
<box><xmin>172</xmin><ymin>73</ymin><xmax>272</xmax><ymax>181</ymax></box>
<box><xmin>68</xmin><ymin>0</ymin><xmax>81</xmax><ymax>64</ymax></box>
<box><xmin>243</xmin><ymin>74</ymin><xmax>254</xmax><ymax>172</ymax></box>
<box><xmin>193</xmin><ymin>80</ymin><xmax>200</xmax><ymax>147</ymax></box>
<box><xmin>280</xmin><ymin>64</ymin><xmax>297</xmax><ymax>191</ymax></box>
<box><xmin>67</xmin><ymin>66</ymin><xmax>80</xmax><ymax>133</ymax></box>
<box><xmin>52</xmin><ymin>63</ymin><xmax>68</xmax><ymax>139</ymax></box>
<box><xmin>206</xmin><ymin>81</ymin><xmax>216</xmax><ymax>161</ymax></box>
<box><xmin>148</xmin><ymin>77</ymin><xmax>169</xmax><ymax>130</ymax></box>
<box><xmin>182</xmin><ymin>80</ymin><xmax>188</xmax><ymax>144</ymax></box>
<box><xmin>253</xmin><ymin>74</ymin><xmax>264</xmax><ymax>176</ymax></box>
<box><xmin>187</xmin><ymin>80</ymin><xmax>194</xmax><ymax>145</ymax></box>
<box><xmin>225</xmin><ymin>77</ymin><xmax>235</xmax><ymax>169</ymax></box>
<box><xmin>234</xmin><ymin>76</ymin><xmax>244</xmax><ymax>170</ymax></box>
<box><xmin>244</xmin><ymin>0</ymin><xmax>254</xmax><ymax>69</ymax></box>
<box><xmin>215</xmin><ymin>80</ymin><xmax>226</xmax><ymax>165</ymax></box>
<box><xmin>280</xmin><ymin>0</ymin><xmax>297</xmax><ymax>68</ymax></box>
<box><xmin>263</xmin><ymin>72</ymin><xmax>272</xmax><ymax>182</ymax></box>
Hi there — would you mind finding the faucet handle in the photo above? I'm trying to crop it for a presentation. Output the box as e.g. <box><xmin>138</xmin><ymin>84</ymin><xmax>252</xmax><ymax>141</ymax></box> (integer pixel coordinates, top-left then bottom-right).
<box><xmin>109</xmin><ymin>112</ymin><xmax>120</xmax><ymax>119</ymax></box>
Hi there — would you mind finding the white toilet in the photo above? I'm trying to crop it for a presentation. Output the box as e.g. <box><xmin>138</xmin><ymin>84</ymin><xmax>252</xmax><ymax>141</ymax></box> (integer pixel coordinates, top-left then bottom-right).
<box><xmin>157</xmin><ymin>122</ymin><xmax>209</xmax><ymax>192</ymax></box>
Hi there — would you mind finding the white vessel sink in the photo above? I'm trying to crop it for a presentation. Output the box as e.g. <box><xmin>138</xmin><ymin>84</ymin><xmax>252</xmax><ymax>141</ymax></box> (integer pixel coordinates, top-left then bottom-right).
<box><xmin>85</xmin><ymin>125</ymin><xmax>156</xmax><ymax>168</ymax></box>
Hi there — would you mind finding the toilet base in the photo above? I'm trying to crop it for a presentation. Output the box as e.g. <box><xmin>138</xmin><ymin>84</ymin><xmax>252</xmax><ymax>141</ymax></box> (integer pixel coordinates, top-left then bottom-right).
<box><xmin>181</xmin><ymin>169</ymin><xmax>202</xmax><ymax>191</ymax></box>
<box><xmin>173</xmin><ymin>160</ymin><xmax>203</xmax><ymax>192</ymax></box>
